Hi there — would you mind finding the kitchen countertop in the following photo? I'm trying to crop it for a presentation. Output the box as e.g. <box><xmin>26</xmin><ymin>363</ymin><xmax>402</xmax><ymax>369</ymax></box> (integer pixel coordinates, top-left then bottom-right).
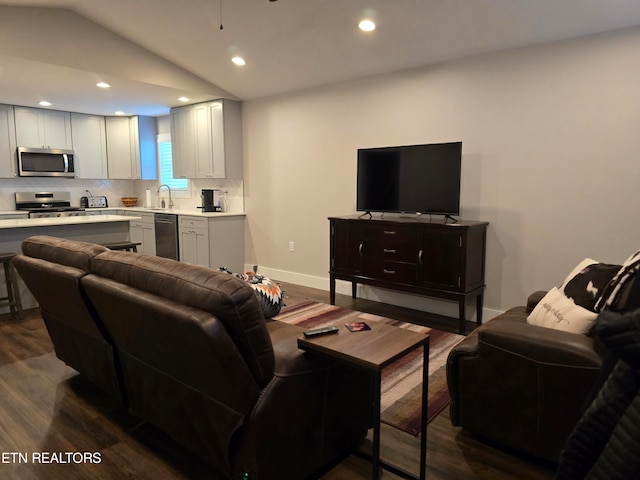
<box><xmin>96</xmin><ymin>207</ymin><xmax>246</xmax><ymax>217</ymax></box>
<box><xmin>0</xmin><ymin>211</ymin><xmax>30</xmax><ymax>216</ymax></box>
<box><xmin>0</xmin><ymin>214</ymin><xmax>140</xmax><ymax>229</ymax></box>
<box><xmin>0</xmin><ymin>209</ymin><xmax>246</xmax><ymax>218</ymax></box>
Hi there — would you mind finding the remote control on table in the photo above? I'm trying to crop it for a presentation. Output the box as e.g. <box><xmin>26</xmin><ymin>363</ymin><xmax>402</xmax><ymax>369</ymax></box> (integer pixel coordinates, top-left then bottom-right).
<box><xmin>303</xmin><ymin>326</ymin><xmax>339</xmax><ymax>337</ymax></box>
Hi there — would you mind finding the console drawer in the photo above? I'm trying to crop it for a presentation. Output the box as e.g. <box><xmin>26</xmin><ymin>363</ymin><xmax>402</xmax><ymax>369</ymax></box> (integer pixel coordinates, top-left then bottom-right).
<box><xmin>363</xmin><ymin>259</ymin><xmax>417</xmax><ymax>285</ymax></box>
<box><xmin>365</xmin><ymin>240</ymin><xmax>417</xmax><ymax>262</ymax></box>
<box><xmin>365</xmin><ymin>224</ymin><xmax>417</xmax><ymax>262</ymax></box>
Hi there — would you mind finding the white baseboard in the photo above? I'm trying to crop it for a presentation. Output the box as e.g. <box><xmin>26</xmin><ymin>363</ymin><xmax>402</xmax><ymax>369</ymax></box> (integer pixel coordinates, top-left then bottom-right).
<box><xmin>246</xmin><ymin>264</ymin><xmax>503</xmax><ymax>324</ymax></box>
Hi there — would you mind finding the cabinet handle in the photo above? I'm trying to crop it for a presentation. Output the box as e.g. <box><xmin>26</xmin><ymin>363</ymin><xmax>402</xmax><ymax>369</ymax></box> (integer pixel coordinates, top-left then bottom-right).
<box><xmin>383</xmin><ymin>269</ymin><xmax>396</xmax><ymax>275</ymax></box>
<box><xmin>418</xmin><ymin>249</ymin><xmax>423</xmax><ymax>264</ymax></box>
<box><xmin>383</xmin><ymin>230</ymin><xmax>396</xmax><ymax>235</ymax></box>
<box><xmin>383</xmin><ymin>248</ymin><xmax>396</xmax><ymax>254</ymax></box>
<box><xmin>358</xmin><ymin>243</ymin><xmax>364</xmax><ymax>257</ymax></box>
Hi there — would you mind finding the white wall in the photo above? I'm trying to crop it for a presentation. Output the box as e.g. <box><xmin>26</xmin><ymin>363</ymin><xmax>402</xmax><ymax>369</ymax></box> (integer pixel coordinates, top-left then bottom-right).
<box><xmin>243</xmin><ymin>26</ymin><xmax>640</xmax><ymax>316</ymax></box>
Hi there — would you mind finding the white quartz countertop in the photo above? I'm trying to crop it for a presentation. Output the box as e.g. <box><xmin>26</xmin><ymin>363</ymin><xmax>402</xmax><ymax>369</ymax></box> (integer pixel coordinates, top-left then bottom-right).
<box><xmin>98</xmin><ymin>207</ymin><xmax>246</xmax><ymax>217</ymax></box>
<box><xmin>0</xmin><ymin>211</ymin><xmax>30</xmax><ymax>216</ymax></box>
<box><xmin>0</xmin><ymin>208</ymin><xmax>245</xmax><ymax>218</ymax></box>
<box><xmin>0</xmin><ymin>214</ymin><xmax>140</xmax><ymax>229</ymax></box>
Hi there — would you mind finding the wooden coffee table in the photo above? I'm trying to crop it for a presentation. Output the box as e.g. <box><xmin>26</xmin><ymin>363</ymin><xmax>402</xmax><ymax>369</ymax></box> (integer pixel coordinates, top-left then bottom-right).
<box><xmin>298</xmin><ymin>320</ymin><xmax>430</xmax><ymax>480</ymax></box>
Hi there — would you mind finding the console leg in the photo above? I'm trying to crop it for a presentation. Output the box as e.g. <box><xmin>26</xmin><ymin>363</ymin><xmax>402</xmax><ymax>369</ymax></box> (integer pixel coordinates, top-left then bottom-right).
<box><xmin>351</xmin><ymin>282</ymin><xmax>357</xmax><ymax>299</ymax></box>
<box><xmin>458</xmin><ymin>299</ymin><xmax>466</xmax><ymax>335</ymax></box>
<box><xmin>330</xmin><ymin>275</ymin><xmax>336</xmax><ymax>305</ymax></box>
<box><xmin>476</xmin><ymin>293</ymin><xmax>484</xmax><ymax>325</ymax></box>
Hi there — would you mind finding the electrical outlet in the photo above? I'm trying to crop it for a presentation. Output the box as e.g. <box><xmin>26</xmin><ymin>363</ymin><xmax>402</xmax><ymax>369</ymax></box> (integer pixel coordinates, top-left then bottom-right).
<box><xmin>289</xmin><ymin>241</ymin><xmax>295</xmax><ymax>252</ymax></box>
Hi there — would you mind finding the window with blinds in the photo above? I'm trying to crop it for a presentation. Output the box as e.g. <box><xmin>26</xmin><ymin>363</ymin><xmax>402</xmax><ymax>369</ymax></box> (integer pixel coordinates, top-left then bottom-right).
<box><xmin>158</xmin><ymin>133</ymin><xmax>189</xmax><ymax>191</ymax></box>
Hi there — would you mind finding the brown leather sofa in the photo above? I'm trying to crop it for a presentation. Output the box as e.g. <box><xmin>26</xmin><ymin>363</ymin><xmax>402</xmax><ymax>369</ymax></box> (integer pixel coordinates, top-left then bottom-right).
<box><xmin>447</xmin><ymin>285</ymin><xmax>639</xmax><ymax>464</ymax></box>
<box><xmin>14</xmin><ymin>235</ymin><xmax>373</xmax><ymax>480</ymax></box>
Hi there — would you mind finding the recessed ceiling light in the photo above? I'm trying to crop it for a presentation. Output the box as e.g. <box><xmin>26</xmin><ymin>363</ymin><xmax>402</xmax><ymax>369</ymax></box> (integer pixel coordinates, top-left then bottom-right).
<box><xmin>96</xmin><ymin>82</ymin><xmax>111</xmax><ymax>88</ymax></box>
<box><xmin>114</xmin><ymin>111</ymin><xmax>125</xmax><ymax>116</ymax></box>
<box><xmin>39</xmin><ymin>100</ymin><xmax>52</xmax><ymax>107</ymax></box>
<box><xmin>359</xmin><ymin>19</ymin><xmax>376</xmax><ymax>32</ymax></box>
<box><xmin>178</xmin><ymin>96</ymin><xmax>190</xmax><ymax>102</ymax></box>
<box><xmin>232</xmin><ymin>56</ymin><xmax>246</xmax><ymax>66</ymax></box>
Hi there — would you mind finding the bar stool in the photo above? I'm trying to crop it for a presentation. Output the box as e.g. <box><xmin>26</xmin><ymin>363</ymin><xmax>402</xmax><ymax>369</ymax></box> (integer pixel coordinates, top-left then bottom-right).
<box><xmin>0</xmin><ymin>252</ymin><xmax>23</xmax><ymax>318</ymax></box>
<box><xmin>102</xmin><ymin>241</ymin><xmax>141</xmax><ymax>252</ymax></box>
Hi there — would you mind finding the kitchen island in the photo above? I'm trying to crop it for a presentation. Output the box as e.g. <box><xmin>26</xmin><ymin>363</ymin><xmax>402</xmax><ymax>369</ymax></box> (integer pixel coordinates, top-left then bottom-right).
<box><xmin>0</xmin><ymin>214</ymin><xmax>140</xmax><ymax>312</ymax></box>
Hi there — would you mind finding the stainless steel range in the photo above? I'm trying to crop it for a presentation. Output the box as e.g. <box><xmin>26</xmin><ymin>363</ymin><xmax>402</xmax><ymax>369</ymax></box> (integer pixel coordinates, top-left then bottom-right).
<box><xmin>15</xmin><ymin>191</ymin><xmax>86</xmax><ymax>218</ymax></box>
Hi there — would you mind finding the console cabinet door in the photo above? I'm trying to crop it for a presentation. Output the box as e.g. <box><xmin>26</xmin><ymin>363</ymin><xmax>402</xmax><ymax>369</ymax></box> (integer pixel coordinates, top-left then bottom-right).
<box><xmin>417</xmin><ymin>228</ymin><xmax>462</xmax><ymax>291</ymax></box>
<box><xmin>330</xmin><ymin>219</ymin><xmax>365</xmax><ymax>274</ymax></box>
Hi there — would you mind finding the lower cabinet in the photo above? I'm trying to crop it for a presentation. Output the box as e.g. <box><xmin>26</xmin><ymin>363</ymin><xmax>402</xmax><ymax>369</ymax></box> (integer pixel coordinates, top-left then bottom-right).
<box><xmin>121</xmin><ymin>211</ymin><xmax>156</xmax><ymax>256</ymax></box>
<box><xmin>179</xmin><ymin>216</ymin><xmax>210</xmax><ymax>267</ymax></box>
<box><xmin>179</xmin><ymin>215</ymin><xmax>245</xmax><ymax>272</ymax></box>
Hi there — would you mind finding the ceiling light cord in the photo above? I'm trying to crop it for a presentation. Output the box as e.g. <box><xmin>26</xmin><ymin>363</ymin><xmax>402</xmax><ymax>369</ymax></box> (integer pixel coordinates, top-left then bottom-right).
<box><xmin>219</xmin><ymin>0</ymin><xmax>223</xmax><ymax>30</ymax></box>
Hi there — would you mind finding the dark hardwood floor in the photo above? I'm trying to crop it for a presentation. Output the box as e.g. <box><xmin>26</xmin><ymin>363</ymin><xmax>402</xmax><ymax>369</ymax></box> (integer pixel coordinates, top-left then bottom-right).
<box><xmin>0</xmin><ymin>282</ymin><xmax>556</xmax><ymax>480</ymax></box>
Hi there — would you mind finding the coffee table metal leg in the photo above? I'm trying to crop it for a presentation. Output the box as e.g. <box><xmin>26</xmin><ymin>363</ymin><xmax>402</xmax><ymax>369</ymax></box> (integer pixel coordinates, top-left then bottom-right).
<box><xmin>420</xmin><ymin>340</ymin><xmax>429</xmax><ymax>480</ymax></box>
<box><xmin>372</xmin><ymin>370</ymin><xmax>382</xmax><ymax>480</ymax></box>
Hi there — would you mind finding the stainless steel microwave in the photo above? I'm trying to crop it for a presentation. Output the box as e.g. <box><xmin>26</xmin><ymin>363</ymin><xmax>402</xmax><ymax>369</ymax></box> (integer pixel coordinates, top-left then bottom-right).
<box><xmin>17</xmin><ymin>147</ymin><xmax>76</xmax><ymax>178</ymax></box>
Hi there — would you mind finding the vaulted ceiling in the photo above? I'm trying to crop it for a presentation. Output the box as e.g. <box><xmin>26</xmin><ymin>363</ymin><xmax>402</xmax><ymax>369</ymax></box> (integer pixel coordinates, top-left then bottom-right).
<box><xmin>1</xmin><ymin>0</ymin><xmax>640</xmax><ymax>116</ymax></box>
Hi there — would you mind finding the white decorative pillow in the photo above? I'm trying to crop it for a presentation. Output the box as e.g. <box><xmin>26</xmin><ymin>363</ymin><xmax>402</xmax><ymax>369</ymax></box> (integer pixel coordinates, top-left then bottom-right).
<box><xmin>527</xmin><ymin>287</ymin><xmax>598</xmax><ymax>334</ymax></box>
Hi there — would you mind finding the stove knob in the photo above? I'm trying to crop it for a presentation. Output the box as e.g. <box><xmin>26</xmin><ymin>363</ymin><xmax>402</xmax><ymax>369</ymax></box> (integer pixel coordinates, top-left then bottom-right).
<box><xmin>57</xmin><ymin>213</ymin><xmax>62</xmax><ymax>217</ymax></box>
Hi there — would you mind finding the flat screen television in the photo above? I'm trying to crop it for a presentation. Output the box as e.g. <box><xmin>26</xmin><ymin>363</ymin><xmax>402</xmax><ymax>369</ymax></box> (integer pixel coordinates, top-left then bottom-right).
<box><xmin>356</xmin><ymin>141</ymin><xmax>462</xmax><ymax>217</ymax></box>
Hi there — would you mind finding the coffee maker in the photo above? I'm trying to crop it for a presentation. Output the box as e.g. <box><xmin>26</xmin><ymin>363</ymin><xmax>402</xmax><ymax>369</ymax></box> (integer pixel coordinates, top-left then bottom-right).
<box><xmin>199</xmin><ymin>189</ymin><xmax>222</xmax><ymax>212</ymax></box>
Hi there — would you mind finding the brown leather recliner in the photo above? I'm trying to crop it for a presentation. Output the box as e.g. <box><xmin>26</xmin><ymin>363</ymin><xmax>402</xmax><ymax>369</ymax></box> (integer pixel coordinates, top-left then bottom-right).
<box><xmin>447</xmin><ymin>284</ymin><xmax>639</xmax><ymax>464</ymax></box>
<box><xmin>15</xmin><ymin>236</ymin><xmax>373</xmax><ymax>480</ymax></box>
<box><xmin>12</xmin><ymin>235</ymin><xmax>125</xmax><ymax>402</ymax></box>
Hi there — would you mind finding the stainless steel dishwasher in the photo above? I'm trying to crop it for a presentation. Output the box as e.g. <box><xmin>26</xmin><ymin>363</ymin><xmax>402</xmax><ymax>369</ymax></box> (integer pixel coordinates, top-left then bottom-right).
<box><xmin>154</xmin><ymin>213</ymin><xmax>179</xmax><ymax>260</ymax></box>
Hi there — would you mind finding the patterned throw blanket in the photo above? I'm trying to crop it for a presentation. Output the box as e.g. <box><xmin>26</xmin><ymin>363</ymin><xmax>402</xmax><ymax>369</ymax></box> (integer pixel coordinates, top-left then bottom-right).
<box><xmin>273</xmin><ymin>300</ymin><xmax>464</xmax><ymax>435</ymax></box>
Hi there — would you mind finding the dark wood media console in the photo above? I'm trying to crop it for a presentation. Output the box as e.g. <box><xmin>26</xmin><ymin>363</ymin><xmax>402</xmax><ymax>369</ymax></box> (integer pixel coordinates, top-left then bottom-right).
<box><xmin>329</xmin><ymin>215</ymin><xmax>488</xmax><ymax>335</ymax></box>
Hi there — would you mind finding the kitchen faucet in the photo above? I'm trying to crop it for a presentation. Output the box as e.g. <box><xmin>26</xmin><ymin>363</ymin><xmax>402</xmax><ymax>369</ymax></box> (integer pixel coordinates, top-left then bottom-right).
<box><xmin>157</xmin><ymin>184</ymin><xmax>174</xmax><ymax>209</ymax></box>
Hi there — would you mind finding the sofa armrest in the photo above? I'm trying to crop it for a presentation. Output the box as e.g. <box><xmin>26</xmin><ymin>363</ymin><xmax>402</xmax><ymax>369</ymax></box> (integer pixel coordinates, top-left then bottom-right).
<box><xmin>478</xmin><ymin>319</ymin><xmax>601</xmax><ymax>367</ymax></box>
<box><xmin>447</xmin><ymin>317</ymin><xmax>603</xmax><ymax>463</ymax></box>
<box><xmin>527</xmin><ymin>290</ymin><xmax>548</xmax><ymax>313</ymax></box>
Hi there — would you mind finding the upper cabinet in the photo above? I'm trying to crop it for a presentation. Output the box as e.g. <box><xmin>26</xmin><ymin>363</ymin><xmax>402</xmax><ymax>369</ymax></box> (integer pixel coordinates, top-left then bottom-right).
<box><xmin>0</xmin><ymin>104</ymin><xmax>17</xmax><ymax>178</ymax></box>
<box><xmin>71</xmin><ymin>113</ymin><xmax>108</xmax><ymax>179</ymax></box>
<box><xmin>105</xmin><ymin>115</ymin><xmax>157</xmax><ymax>180</ymax></box>
<box><xmin>170</xmin><ymin>99</ymin><xmax>243</xmax><ymax>179</ymax></box>
<box><xmin>14</xmin><ymin>106</ymin><xmax>73</xmax><ymax>150</ymax></box>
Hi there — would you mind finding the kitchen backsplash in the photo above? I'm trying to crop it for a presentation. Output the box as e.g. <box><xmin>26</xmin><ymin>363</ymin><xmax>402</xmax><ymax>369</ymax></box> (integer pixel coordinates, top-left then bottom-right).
<box><xmin>0</xmin><ymin>177</ymin><xmax>244</xmax><ymax>213</ymax></box>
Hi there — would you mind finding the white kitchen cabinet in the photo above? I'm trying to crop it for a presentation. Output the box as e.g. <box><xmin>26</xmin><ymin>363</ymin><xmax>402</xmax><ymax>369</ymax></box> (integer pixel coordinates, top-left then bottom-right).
<box><xmin>179</xmin><ymin>216</ymin><xmax>210</xmax><ymax>267</ymax></box>
<box><xmin>170</xmin><ymin>106</ymin><xmax>195</xmax><ymax>179</ymax></box>
<box><xmin>105</xmin><ymin>115</ymin><xmax>157</xmax><ymax>180</ymax></box>
<box><xmin>124</xmin><ymin>211</ymin><xmax>156</xmax><ymax>255</ymax></box>
<box><xmin>170</xmin><ymin>99</ymin><xmax>242</xmax><ymax>179</ymax></box>
<box><xmin>105</xmin><ymin>116</ymin><xmax>138</xmax><ymax>179</ymax></box>
<box><xmin>14</xmin><ymin>106</ymin><xmax>72</xmax><ymax>150</ymax></box>
<box><xmin>71</xmin><ymin>113</ymin><xmax>108</xmax><ymax>179</ymax></box>
<box><xmin>208</xmin><ymin>216</ymin><xmax>244</xmax><ymax>272</ymax></box>
<box><xmin>0</xmin><ymin>104</ymin><xmax>17</xmax><ymax>178</ymax></box>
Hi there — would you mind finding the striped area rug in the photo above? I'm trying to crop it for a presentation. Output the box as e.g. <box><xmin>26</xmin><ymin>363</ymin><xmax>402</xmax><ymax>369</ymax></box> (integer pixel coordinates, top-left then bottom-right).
<box><xmin>272</xmin><ymin>300</ymin><xmax>464</xmax><ymax>436</ymax></box>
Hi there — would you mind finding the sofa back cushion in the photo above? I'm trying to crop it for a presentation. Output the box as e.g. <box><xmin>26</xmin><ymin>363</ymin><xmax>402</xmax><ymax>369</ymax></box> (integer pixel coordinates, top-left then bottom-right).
<box><xmin>91</xmin><ymin>250</ymin><xmax>275</xmax><ymax>387</ymax></box>
<box><xmin>12</xmin><ymin>236</ymin><xmax>123</xmax><ymax>400</ymax></box>
<box><xmin>21</xmin><ymin>235</ymin><xmax>109</xmax><ymax>269</ymax></box>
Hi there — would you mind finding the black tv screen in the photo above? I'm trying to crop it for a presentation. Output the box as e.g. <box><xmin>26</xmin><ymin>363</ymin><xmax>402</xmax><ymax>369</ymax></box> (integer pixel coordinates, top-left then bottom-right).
<box><xmin>356</xmin><ymin>142</ymin><xmax>462</xmax><ymax>216</ymax></box>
